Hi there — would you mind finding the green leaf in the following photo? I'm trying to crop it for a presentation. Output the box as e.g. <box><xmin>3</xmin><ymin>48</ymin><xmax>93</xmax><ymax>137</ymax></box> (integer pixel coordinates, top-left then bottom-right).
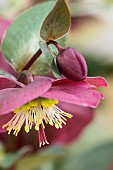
<box><xmin>51</xmin><ymin>58</ymin><xmax>61</xmax><ymax>78</ymax></box>
<box><xmin>17</xmin><ymin>146</ymin><xmax>67</xmax><ymax>170</ymax></box>
<box><xmin>59</xmin><ymin>142</ymin><xmax>113</xmax><ymax>170</ymax></box>
<box><xmin>0</xmin><ymin>146</ymin><xmax>31</xmax><ymax>169</ymax></box>
<box><xmin>17</xmin><ymin>142</ymin><xmax>113</xmax><ymax>170</ymax></box>
<box><xmin>40</xmin><ymin>0</ymin><xmax>71</xmax><ymax>41</ymax></box>
<box><xmin>39</xmin><ymin>41</ymin><xmax>61</xmax><ymax>78</ymax></box>
<box><xmin>2</xmin><ymin>2</ymin><xmax>55</xmax><ymax>73</ymax></box>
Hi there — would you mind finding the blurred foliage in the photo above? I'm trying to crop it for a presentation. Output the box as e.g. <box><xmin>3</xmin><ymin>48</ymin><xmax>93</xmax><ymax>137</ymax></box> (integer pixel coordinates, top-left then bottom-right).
<box><xmin>67</xmin><ymin>0</ymin><xmax>113</xmax><ymax>76</ymax></box>
<box><xmin>104</xmin><ymin>0</ymin><xmax>113</xmax><ymax>5</ymax></box>
<box><xmin>17</xmin><ymin>141</ymin><xmax>113</xmax><ymax>170</ymax></box>
<box><xmin>86</xmin><ymin>58</ymin><xmax>113</xmax><ymax>77</ymax></box>
<box><xmin>0</xmin><ymin>0</ymin><xmax>31</xmax><ymax>18</ymax></box>
<box><xmin>17</xmin><ymin>146</ymin><xmax>68</xmax><ymax>170</ymax></box>
<box><xmin>0</xmin><ymin>144</ymin><xmax>31</xmax><ymax>169</ymax></box>
<box><xmin>16</xmin><ymin>141</ymin><xmax>113</xmax><ymax>170</ymax></box>
<box><xmin>57</xmin><ymin>142</ymin><xmax>113</xmax><ymax>170</ymax></box>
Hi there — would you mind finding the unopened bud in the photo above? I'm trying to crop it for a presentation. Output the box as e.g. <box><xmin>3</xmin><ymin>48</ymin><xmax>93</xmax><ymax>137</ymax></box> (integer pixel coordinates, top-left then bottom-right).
<box><xmin>56</xmin><ymin>47</ymin><xmax>88</xmax><ymax>81</ymax></box>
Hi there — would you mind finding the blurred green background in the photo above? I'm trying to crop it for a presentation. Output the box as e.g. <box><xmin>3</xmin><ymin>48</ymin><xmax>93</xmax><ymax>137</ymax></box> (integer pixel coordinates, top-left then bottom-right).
<box><xmin>0</xmin><ymin>0</ymin><xmax>113</xmax><ymax>170</ymax></box>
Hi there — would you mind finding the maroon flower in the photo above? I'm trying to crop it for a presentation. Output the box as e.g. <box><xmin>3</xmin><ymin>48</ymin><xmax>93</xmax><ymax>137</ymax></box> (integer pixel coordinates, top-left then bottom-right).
<box><xmin>0</xmin><ymin>66</ymin><xmax>107</xmax><ymax>147</ymax></box>
<box><xmin>0</xmin><ymin>18</ymin><xmax>107</xmax><ymax>148</ymax></box>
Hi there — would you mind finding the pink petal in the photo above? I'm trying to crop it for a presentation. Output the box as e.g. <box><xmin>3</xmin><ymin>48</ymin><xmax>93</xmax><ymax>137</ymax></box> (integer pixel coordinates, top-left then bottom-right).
<box><xmin>0</xmin><ymin>76</ymin><xmax>17</xmax><ymax>90</ymax></box>
<box><xmin>42</xmin><ymin>79</ymin><xmax>104</xmax><ymax>108</ymax></box>
<box><xmin>0</xmin><ymin>17</ymin><xmax>11</xmax><ymax>44</ymax></box>
<box><xmin>46</xmin><ymin>102</ymin><xmax>93</xmax><ymax>144</ymax></box>
<box><xmin>0</xmin><ymin>51</ymin><xmax>18</xmax><ymax>77</ymax></box>
<box><xmin>0</xmin><ymin>78</ymin><xmax>52</xmax><ymax>115</ymax></box>
<box><xmin>0</xmin><ymin>112</ymin><xmax>14</xmax><ymax>132</ymax></box>
<box><xmin>34</xmin><ymin>75</ymin><xmax>55</xmax><ymax>82</ymax></box>
<box><xmin>85</xmin><ymin>76</ymin><xmax>107</xmax><ymax>87</ymax></box>
<box><xmin>0</xmin><ymin>18</ymin><xmax>17</xmax><ymax>77</ymax></box>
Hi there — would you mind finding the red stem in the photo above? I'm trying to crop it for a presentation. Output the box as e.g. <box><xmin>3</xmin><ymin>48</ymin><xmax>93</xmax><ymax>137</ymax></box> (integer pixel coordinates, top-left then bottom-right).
<box><xmin>22</xmin><ymin>49</ymin><xmax>42</xmax><ymax>71</ymax></box>
<box><xmin>48</xmin><ymin>40</ymin><xmax>63</xmax><ymax>52</ymax></box>
<box><xmin>22</xmin><ymin>40</ymin><xmax>62</xmax><ymax>71</ymax></box>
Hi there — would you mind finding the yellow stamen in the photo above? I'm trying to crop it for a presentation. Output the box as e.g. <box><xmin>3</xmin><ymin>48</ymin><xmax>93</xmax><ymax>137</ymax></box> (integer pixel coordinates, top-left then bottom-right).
<box><xmin>21</xmin><ymin>103</ymin><xmax>30</xmax><ymax>110</ymax></box>
<box><xmin>39</xmin><ymin>97</ymin><xmax>58</xmax><ymax>107</ymax></box>
<box><xmin>2</xmin><ymin>97</ymin><xmax>72</xmax><ymax>147</ymax></box>
<box><xmin>14</xmin><ymin>107</ymin><xmax>21</xmax><ymax>113</ymax></box>
<box><xmin>29</xmin><ymin>99</ymin><xmax>38</xmax><ymax>107</ymax></box>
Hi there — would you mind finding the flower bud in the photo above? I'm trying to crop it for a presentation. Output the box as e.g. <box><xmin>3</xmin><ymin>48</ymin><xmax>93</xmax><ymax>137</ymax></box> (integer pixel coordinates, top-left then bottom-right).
<box><xmin>56</xmin><ymin>47</ymin><xmax>88</xmax><ymax>81</ymax></box>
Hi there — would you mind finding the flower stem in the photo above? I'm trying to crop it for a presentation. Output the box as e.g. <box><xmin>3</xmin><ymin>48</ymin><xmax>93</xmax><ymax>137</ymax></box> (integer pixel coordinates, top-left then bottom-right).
<box><xmin>22</xmin><ymin>49</ymin><xmax>42</xmax><ymax>71</ymax></box>
<box><xmin>22</xmin><ymin>40</ymin><xmax>62</xmax><ymax>71</ymax></box>
<box><xmin>48</xmin><ymin>40</ymin><xmax>63</xmax><ymax>52</ymax></box>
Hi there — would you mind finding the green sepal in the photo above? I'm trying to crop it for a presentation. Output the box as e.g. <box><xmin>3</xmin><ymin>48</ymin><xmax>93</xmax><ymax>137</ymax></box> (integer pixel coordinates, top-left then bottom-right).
<box><xmin>39</xmin><ymin>41</ymin><xmax>61</xmax><ymax>78</ymax></box>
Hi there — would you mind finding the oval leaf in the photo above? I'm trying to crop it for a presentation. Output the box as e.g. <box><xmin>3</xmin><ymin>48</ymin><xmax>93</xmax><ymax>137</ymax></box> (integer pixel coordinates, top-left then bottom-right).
<box><xmin>40</xmin><ymin>0</ymin><xmax>71</xmax><ymax>41</ymax></box>
<box><xmin>2</xmin><ymin>2</ymin><xmax>55</xmax><ymax>73</ymax></box>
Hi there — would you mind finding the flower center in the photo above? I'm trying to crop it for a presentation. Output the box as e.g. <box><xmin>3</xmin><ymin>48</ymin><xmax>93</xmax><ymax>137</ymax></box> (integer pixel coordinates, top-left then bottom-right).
<box><xmin>2</xmin><ymin>97</ymin><xmax>72</xmax><ymax>147</ymax></box>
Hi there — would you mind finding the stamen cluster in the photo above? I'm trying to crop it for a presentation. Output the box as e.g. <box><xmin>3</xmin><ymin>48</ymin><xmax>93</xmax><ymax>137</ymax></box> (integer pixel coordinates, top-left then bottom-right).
<box><xmin>3</xmin><ymin>97</ymin><xmax>72</xmax><ymax>147</ymax></box>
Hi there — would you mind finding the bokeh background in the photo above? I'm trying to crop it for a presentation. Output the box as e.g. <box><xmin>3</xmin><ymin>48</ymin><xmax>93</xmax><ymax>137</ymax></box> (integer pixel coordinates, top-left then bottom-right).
<box><xmin>0</xmin><ymin>0</ymin><xmax>113</xmax><ymax>170</ymax></box>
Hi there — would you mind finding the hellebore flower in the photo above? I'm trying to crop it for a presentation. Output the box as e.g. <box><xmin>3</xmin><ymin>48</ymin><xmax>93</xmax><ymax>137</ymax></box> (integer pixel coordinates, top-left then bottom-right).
<box><xmin>0</xmin><ymin>18</ymin><xmax>107</xmax><ymax>148</ymax></box>
<box><xmin>0</xmin><ymin>66</ymin><xmax>107</xmax><ymax>147</ymax></box>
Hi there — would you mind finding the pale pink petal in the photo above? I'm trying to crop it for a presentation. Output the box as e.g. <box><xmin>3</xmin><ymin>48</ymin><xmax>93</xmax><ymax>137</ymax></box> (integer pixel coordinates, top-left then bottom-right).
<box><xmin>0</xmin><ymin>78</ymin><xmax>52</xmax><ymax>115</ymax></box>
<box><xmin>0</xmin><ymin>18</ymin><xmax>17</xmax><ymax>76</ymax></box>
<box><xmin>0</xmin><ymin>17</ymin><xmax>11</xmax><ymax>44</ymax></box>
<box><xmin>0</xmin><ymin>76</ymin><xmax>17</xmax><ymax>89</ymax></box>
<box><xmin>42</xmin><ymin>79</ymin><xmax>104</xmax><ymax>108</ymax></box>
<box><xmin>0</xmin><ymin>51</ymin><xmax>18</xmax><ymax>77</ymax></box>
<box><xmin>85</xmin><ymin>76</ymin><xmax>107</xmax><ymax>87</ymax></box>
<box><xmin>0</xmin><ymin>112</ymin><xmax>14</xmax><ymax>132</ymax></box>
<box><xmin>34</xmin><ymin>75</ymin><xmax>55</xmax><ymax>82</ymax></box>
<box><xmin>46</xmin><ymin>102</ymin><xmax>93</xmax><ymax>144</ymax></box>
